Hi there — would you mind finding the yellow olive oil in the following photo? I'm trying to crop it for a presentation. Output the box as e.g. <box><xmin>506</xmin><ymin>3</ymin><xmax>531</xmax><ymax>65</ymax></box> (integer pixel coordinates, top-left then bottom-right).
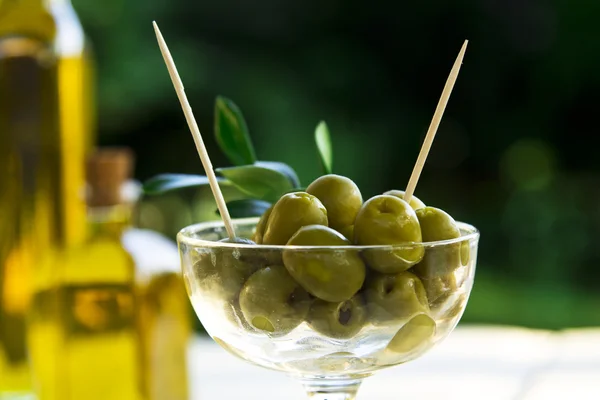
<box><xmin>0</xmin><ymin>0</ymin><xmax>94</xmax><ymax>396</ymax></box>
<box><xmin>0</xmin><ymin>0</ymin><xmax>94</xmax><ymax>395</ymax></box>
<box><xmin>57</xmin><ymin>205</ymin><xmax>142</xmax><ymax>400</ymax></box>
<box><xmin>0</xmin><ymin>13</ymin><xmax>59</xmax><ymax>399</ymax></box>
<box><xmin>29</xmin><ymin>207</ymin><xmax>143</xmax><ymax>400</ymax></box>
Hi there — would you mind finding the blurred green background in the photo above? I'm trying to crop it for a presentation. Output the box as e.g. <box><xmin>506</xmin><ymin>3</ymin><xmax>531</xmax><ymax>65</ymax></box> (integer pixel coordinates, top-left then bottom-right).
<box><xmin>75</xmin><ymin>0</ymin><xmax>600</xmax><ymax>330</ymax></box>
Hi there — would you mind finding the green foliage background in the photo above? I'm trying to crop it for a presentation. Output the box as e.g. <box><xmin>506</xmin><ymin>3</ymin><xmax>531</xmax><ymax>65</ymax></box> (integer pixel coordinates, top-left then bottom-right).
<box><xmin>74</xmin><ymin>0</ymin><xmax>600</xmax><ymax>330</ymax></box>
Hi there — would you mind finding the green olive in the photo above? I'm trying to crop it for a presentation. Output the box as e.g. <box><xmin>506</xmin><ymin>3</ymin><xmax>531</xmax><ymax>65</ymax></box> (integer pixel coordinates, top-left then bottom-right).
<box><xmin>440</xmin><ymin>292</ymin><xmax>469</xmax><ymax>320</ymax></box>
<box><xmin>460</xmin><ymin>241</ymin><xmax>470</xmax><ymax>266</ymax></box>
<box><xmin>308</xmin><ymin>295</ymin><xmax>366</xmax><ymax>339</ymax></box>
<box><xmin>365</xmin><ymin>271</ymin><xmax>429</xmax><ymax>325</ymax></box>
<box><xmin>417</xmin><ymin>207</ymin><xmax>460</xmax><ymax>242</ymax></box>
<box><xmin>354</xmin><ymin>195</ymin><xmax>424</xmax><ymax>273</ymax></box>
<box><xmin>386</xmin><ymin>314</ymin><xmax>436</xmax><ymax>353</ymax></box>
<box><xmin>383</xmin><ymin>190</ymin><xmax>426</xmax><ymax>210</ymax></box>
<box><xmin>412</xmin><ymin>269</ymin><xmax>457</xmax><ymax>309</ymax></box>
<box><xmin>283</xmin><ymin>225</ymin><xmax>365</xmax><ymax>302</ymax></box>
<box><xmin>377</xmin><ymin>313</ymin><xmax>436</xmax><ymax>365</ymax></box>
<box><xmin>238</xmin><ymin>265</ymin><xmax>311</xmax><ymax>334</ymax></box>
<box><xmin>337</xmin><ymin>225</ymin><xmax>354</xmax><ymax>242</ymax></box>
<box><xmin>416</xmin><ymin>206</ymin><xmax>469</xmax><ymax>265</ymax></box>
<box><xmin>252</xmin><ymin>204</ymin><xmax>274</xmax><ymax>244</ymax></box>
<box><xmin>250</xmin><ymin>206</ymin><xmax>285</xmax><ymax>265</ymax></box>
<box><xmin>262</xmin><ymin>192</ymin><xmax>328</xmax><ymax>245</ymax></box>
<box><xmin>413</xmin><ymin>207</ymin><xmax>465</xmax><ymax>306</ymax></box>
<box><xmin>306</xmin><ymin>174</ymin><xmax>362</xmax><ymax>233</ymax></box>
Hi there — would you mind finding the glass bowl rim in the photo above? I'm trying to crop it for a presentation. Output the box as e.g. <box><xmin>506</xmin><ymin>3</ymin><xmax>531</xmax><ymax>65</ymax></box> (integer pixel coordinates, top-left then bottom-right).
<box><xmin>177</xmin><ymin>217</ymin><xmax>480</xmax><ymax>250</ymax></box>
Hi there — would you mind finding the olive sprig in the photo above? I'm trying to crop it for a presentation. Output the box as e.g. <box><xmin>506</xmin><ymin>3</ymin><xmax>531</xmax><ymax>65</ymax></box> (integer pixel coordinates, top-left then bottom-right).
<box><xmin>142</xmin><ymin>94</ymin><xmax>334</xmax><ymax>218</ymax></box>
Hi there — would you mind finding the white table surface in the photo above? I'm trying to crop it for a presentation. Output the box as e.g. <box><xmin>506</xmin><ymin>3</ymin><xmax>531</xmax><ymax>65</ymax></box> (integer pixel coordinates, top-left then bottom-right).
<box><xmin>187</xmin><ymin>325</ymin><xmax>600</xmax><ymax>400</ymax></box>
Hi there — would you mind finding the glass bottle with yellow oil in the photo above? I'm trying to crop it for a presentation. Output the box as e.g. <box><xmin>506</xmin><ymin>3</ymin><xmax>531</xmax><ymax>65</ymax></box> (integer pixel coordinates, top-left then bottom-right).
<box><xmin>0</xmin><ymin>0</ymin><xmax>94</xmax><ymax>396</ymax></box>
<box><xmin>33</xmin><ymin>148</ymin><xmax>143</xmax><ymax>400</ymax></box>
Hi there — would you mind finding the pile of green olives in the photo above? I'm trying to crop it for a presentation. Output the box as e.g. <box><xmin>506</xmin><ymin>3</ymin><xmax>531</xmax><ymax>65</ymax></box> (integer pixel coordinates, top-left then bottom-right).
<box><xmin>194</xmin><ymin>174</ymin><xmax>469</xmax><ymax>354</ymax></box>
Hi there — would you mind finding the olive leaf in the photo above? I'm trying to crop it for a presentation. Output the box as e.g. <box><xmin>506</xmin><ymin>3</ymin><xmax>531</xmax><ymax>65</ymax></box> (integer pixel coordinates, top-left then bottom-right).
<box><xmin>315</xmin><ymin>121</ymin><xmax>333</xmax><ymax>175</ymax></box>
<box><xmin>215</xmin><ymin>96</ymin><xmax>257</xmax><ymax>166</ymax></box>
<box><xmin>254</xmin><ymin>161</ymin><xmax>301</xmax><ymax>189</ymax></box>
<box><xmin>215</xmin><ymin>164</ymin><xmax>294</xmax><ymax>202</ymax></box>
<box><xmin>216</xmin><ymin>199</ymin><xmax>272</xmax><ymax>218</ymax></box>
<box><xmin>142</xmin><ymin>174</ymin><xmax>227</xmax><ymax>195</ymax></box>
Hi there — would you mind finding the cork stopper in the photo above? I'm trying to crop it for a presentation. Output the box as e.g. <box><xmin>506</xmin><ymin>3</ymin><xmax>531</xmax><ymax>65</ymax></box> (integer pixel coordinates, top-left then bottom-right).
<box><xmin>87</xmin><ymin>147</ymin><xmax>135</xmax><ymax>207</ymax></box>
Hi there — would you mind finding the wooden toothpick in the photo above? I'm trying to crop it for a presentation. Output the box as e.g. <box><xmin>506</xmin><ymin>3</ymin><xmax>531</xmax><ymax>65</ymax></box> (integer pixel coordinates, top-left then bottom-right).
<box><xmin>153</xmin><ymin>21</ymin><xmax>236</xmax><ymax>239</ymax></box>
<box><xmin>404</xmin><ymin>40</ymin><xmax>469</xmax><ymax>204</ymax></box>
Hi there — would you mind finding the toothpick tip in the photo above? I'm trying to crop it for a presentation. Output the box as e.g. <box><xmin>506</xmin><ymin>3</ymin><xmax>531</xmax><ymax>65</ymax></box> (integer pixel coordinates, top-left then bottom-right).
<box><xmin>403</xmin><ymin>40</ymin><xmax>468</xmax><ymax>203</ymax></box>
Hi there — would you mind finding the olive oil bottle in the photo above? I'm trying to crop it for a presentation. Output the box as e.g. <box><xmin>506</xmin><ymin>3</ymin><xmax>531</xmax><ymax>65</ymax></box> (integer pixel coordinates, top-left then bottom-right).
<box><xmin>0</xmin><ymin>0</ymin><xmax>94</xmax><ymax>396</ymax></box>
<box><xmin>30</xmin><ymin>149</ymin><xmax>144</xmax><ymax>400</ymax></box>
<box><xmin>61</xmin><ymin>149</ymin><xmax>142</xmax><ymax>400</ymax></box>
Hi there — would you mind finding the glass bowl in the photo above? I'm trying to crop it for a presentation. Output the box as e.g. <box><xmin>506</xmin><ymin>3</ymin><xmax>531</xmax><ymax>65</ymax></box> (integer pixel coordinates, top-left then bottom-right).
<box><xmin>178</xmin><ymin>217</ymin><xmax>479</xmax><ymax>399</ymax></box>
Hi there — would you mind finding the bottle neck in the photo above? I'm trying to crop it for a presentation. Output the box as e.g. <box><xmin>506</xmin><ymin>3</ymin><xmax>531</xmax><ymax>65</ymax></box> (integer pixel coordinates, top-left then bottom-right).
<box><xmin>87</xmin><ymin>204</ymin><xmax>132</xmax><ymax>241</ymax></box>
